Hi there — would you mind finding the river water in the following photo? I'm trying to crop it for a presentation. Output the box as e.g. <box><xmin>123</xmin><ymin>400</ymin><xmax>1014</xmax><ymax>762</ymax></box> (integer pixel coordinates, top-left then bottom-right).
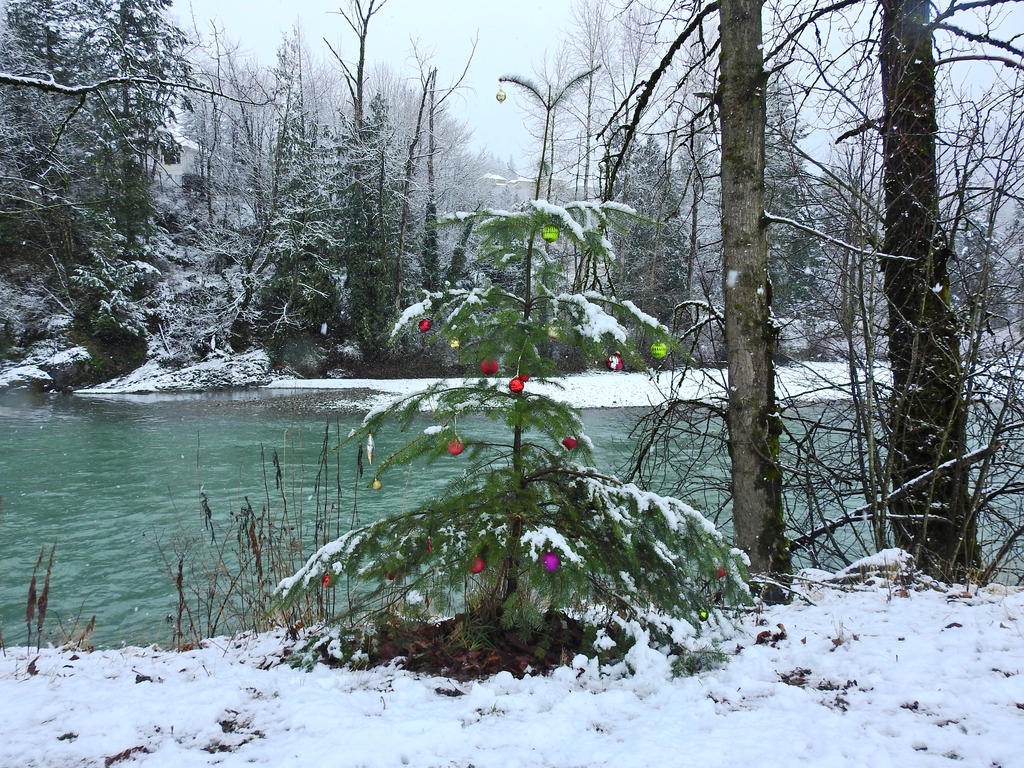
<box><xmin>0</xmin><ymin>388</ymin><xmax>660</xmax><ymax>647</ymax></box>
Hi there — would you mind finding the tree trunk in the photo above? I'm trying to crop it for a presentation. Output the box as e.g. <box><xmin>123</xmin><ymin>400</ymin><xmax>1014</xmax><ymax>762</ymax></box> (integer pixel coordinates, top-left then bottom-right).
<box><xmin>880</xmin><ymin>0</ymin><xmax>975</xmax><ymax>579</ymax></box>
<box><xmin>719</xmin><ymin>0</ymin><xmax>790</xmax><ymax>575</ymax></box>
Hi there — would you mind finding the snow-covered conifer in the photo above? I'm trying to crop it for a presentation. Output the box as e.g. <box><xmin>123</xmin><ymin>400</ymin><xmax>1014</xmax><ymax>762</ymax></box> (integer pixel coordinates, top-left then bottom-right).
<box><xmin>278</xmin><ymin>199</ymin><xmax>749</xmax><ymax>670</ymax></box>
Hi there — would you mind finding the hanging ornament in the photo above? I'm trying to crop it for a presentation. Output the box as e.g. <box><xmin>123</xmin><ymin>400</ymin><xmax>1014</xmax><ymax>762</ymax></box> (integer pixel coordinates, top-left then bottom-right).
<box><xmin>698</xmin><ymin>609</ymin><xmax>709</xmax><ymax>621</ymax></box>
<box><xmin>448</xmin><ymin>438</ymin><xmax>465</xmax><ymax>456</ymax></box>
<box><xmin>541</xmin><ymin>551</ymin><xmax>561</xmax><ymax>572</ymax></box>
<box><xmin>427</xmin><ymin>537</ymin><xmax>433</xmax><ymax>553</ymax></box>
<box><xmin>541</xmin><ymin>224</ymin><xmax>559</xmax><ymax>243</ymax></box>
<box><xmin>385</xmin><ymin>570</ymin><xmax>396</xmax><ymax>581</ymax></box>
<box><xmin>450</xmin><ymin>339</ymin><xmax>461</xmax><ymax>349</ymax></box>
<box><xmin>365</xmin><ymin>433</ymin><xmax>375</xmax><ymax>465</ymax></box>
<box><xmin>496</xmin><ymin>87</ymin><xmax>506</xmax><ymax>102</ymax></box>
<box><xmin>717</xmin><ymin>566</ymin><xmax>727</xmax><ymax>579</ymax></box>
<box><xmin>322</xmin><ymin>572</ymin><xmax>335</xmax><ymax>588</ymax></box>
<box><xmin>418</xmin><ymin>318</ymin><xmax>432</xmax><ymax>333</ymax></box>
<box><xmin>509</xmin><ymin>377</ymin><xmax>524</xmax><ymax>393</ymax></box>
<box><xmin>470</xmin><ymin>555</ymin><xmax>485</xmax><ymax>574</ymax></box>
<box><xmin>371</xmin><ymin>477</ymin><xmax>382</xmax><ymax>491</ymax></box>
<box><xmin>651</xmin><ymin>341</ymin><xmax>668</xmax><ymax>359</ymax></box>
<box><xmin>561</xmin><ymin>436</ymin><xmax>578</xmax><ymax>450</ymax></box>
<box><xmin>606</xmin><ymin>352</ymin><xmax>624</xmax><ymax>371</ymax></box>
<box><xmin>480</xmin><ymin>359</ymin><xmax>499</xmax><ymax>376</ymax></box>
<box><xmin>547</xmin><ymin>325</ymin><xmax>560</xmax><ymax>340</ymax></box>
<box><xmin>517</xmin><ymin>372</ymin><xmax>530</xmax><ymax>382</ymax></box>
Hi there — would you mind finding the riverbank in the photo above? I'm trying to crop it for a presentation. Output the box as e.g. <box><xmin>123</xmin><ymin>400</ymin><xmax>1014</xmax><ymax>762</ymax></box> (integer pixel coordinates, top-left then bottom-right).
<box><xmin>72</xmin><ymin>352</ymin><xmax>861</xmax><ymax>411</ymax></box>
<box><xmin>2</xmin><ymin>554</ymin><xmax>1021</xmax><ymax>768</ymax></box>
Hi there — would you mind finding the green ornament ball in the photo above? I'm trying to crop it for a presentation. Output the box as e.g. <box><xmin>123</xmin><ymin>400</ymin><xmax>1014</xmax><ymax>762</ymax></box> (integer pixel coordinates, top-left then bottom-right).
<box><xmin>651</xmin><ymin>341</ymin><xmax>668</xmax><ymax>359</ymax></box>
<box><xmin>541</xmin><ymin>224</ymin><xmax>559</xmax><ymax>243</ymax></box>
<box><xmin>698</xmin><ymin>609</ymin><xmax>709</xmax><ymax>621</ymax></box>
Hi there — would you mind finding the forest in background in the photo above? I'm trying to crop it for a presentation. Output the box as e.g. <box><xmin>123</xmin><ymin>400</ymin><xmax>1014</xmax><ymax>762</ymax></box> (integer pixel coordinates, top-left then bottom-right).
<box><xmin>2</xmin><ymin>0</ymin><xmax>1024</xmax><ymax>586</ymax></box>
<box><xmin>1</xmin><ymin>0</ymin><xmax>936</xmax><ymax>381</ymax></box>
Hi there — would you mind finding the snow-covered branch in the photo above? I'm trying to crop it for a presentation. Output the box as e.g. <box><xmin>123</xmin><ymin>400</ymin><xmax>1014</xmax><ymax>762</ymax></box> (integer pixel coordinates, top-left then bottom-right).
<box><xmin>764</xmin><ymin>212</ymin><xmax>915</xmax><ymax>262</ymax></box>
<box><xmin>0</xmin><ymin>72</ymin><xmax>266</xmax><ymax>105</ymax></box>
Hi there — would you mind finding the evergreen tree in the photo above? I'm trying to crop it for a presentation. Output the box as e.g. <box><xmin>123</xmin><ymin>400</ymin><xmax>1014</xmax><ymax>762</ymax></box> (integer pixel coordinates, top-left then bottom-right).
<box><xmin>764</xmin><ymin>86</ymin><xmax>820</xmax><ymax>319</ymax></box>
<box><xmin>337</xmin><ymin>94</ymin><xmax>401</xmax><ymax>355</ymax></box>
<box><xmin>95</xmin><ymin>0</ymin><xmax>192</xmax><ymax>250</ymax></box>
<box><xmin>277</xmin><ymin>199</ymin><xmax>749</xmax><ymax>669</ymax></box>
<box><xmin>258</xmin><ymin>33</ymin><xmax>341</xmax><ymax>350</ymax></box>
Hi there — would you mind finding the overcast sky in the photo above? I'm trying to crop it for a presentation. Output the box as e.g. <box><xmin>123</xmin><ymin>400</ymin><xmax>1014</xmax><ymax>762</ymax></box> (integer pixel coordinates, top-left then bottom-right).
<box><xmin>170</xmin><ymin>0</ymin><xmax>578</xmax><ymax>170</ymax></box>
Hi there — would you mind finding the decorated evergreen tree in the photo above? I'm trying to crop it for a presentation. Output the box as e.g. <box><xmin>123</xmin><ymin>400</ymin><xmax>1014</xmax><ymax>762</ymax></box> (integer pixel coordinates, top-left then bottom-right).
<box><xmin>277</xmin><ymin>197</ymin><xmax>749</xmax><ymax>671</ymax></box>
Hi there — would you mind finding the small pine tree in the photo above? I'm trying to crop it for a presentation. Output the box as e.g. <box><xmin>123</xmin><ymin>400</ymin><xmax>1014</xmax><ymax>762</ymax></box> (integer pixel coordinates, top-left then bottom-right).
<box><xmin>277</xmin><ymin>199</ymin><xmax>749</xmax><ymax>668</ymax></box>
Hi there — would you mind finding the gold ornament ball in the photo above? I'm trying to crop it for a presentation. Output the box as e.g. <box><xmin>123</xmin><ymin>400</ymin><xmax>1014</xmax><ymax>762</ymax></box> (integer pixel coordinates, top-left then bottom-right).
<box><xmin>371</xmin><ymin>477</ymin><xmax>382</xmax><ymax>491</ymax></box>
<box><xmin>651</xmin><ymin>341</ymin><xmax>668</xmax><ymax>359</ymax></box>
<box><xmin>541</xmin><ymin>224</ymin><xmax>559</xmax><ymax>242</ymax></box>
<box><xmin>547</xmin><ymin>325</ymin><xmax>560</xmax><ymax>340</ymax></box>
<box><xmin>496</xmin><ymin>88</ymin><xmax>507</xmax><ymax>102</ymax></box>
<box><xmin>450</xmin><ymin>339</ymin><xmax>460</xmax><ymax>349</ymax></box>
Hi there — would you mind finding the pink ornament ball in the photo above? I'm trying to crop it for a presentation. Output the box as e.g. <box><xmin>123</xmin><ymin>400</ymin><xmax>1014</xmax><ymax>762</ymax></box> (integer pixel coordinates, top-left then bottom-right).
<box><xmin>542</xmin><ymin>551</ymin><xmax>560</xmax><ymax>572</ymax></box>
<box><xmin>470</xmin><ymin>555</ymin><xmax>485</xmax><ymax>574</ymax></box>
<box><xmin>717</xmin><ymin>566</ymin><xmax>727</xmax><ymax>579</ymax></box>
<box><xmin>561</xmin><ymin>436</ymin><xmax>578</xmax><ymax>450</ymax></box>
<box><xmin>448</xmin><ymin>438</ymin><xmax>465</xmax><ymax>456</ymax></box>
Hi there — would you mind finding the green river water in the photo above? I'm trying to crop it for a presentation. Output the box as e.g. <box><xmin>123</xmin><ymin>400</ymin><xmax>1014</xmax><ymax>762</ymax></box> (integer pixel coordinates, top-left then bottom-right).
<box><xmin>0</xmin><ymin>388</ymin><xmax>658</xmax><ymax>647</ymax></box>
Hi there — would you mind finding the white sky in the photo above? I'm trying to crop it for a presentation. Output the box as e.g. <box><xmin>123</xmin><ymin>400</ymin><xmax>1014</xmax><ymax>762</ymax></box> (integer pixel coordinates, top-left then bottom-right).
<box><xmin>170</xmin><ymin>0</ymin><xmax>578</xmax><ymax>170</ymax></box>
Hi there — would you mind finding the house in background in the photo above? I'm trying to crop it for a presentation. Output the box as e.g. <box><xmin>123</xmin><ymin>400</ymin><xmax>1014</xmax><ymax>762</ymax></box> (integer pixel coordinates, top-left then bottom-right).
<box><xmin>156</xmin><ymin>124</ymin><xmax>199</xmax><ymax>186</ymax></box>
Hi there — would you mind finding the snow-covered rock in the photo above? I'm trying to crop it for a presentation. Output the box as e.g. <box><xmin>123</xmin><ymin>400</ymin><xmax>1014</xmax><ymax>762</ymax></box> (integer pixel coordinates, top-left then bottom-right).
<box><xmin>76</xmin><ymin>350</ymin><xmax>273</xmax><ymax>393</ymax></box>
<box><xmin>0</xmin><ymin>364</ymin><xmax>53</xmax><ymax>390</ymax></box>
<box><xmin>0</xmin><ymin>345</ymin><xmax>92</xmax><ymax>390</ymax></box>
<box><xmin>38</xmin><ymin>345</ymin><xmax>92</xmax><ymax>389</ymax></box>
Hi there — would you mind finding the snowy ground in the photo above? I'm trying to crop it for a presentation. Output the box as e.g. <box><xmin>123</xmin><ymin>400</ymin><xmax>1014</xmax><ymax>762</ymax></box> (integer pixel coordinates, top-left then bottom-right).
<box><xmin>3</xmin><ymin>555</ymin><xmax>1022</xmax><ymax>768</ymax></box>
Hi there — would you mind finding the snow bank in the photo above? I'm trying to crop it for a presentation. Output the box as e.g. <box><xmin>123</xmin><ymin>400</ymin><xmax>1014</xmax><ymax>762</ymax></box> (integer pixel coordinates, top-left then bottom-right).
<box><xmin>263</xmin><ymin>362</ymin><xmax>858</xmax><ymax>412</ymax></box>
<box><xmin>2</xmin><ymin>561</ymin><xmax>1021</xmax><ymax>767</ymax></box>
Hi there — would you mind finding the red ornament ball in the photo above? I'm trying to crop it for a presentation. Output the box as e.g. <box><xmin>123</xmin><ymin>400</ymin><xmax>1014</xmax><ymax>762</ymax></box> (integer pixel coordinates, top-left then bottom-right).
<box><xmin>717</xmin><ymin>566</ymin><xmax>727</xmax><ymax>579</ymax></box>
<box><xmin>509</xmin><ymin>377</ymin><xmax>525</xmax><ymax>393</ymax></box>
<box><xmin>606</xmin><ymin>352</ymin><xmax>624</xmax><ymax>371</ymax></box>
<box><xmin>418</xmin><ymin>318</ymin><xmax>432</xmax><ymax>332</ymax></box>
<box><xmin>448</xmin><ymin>438</ymin><xmax>465</xmax><ymax>456</ymax></box>
<box><xmin>517</xmin><ymin>372</ymin><xmax>530</xmax><ymax>382</ymax></box>
<box><xmin>385</xmin><ymin>570</ymin><xmax>396</xmax><ymax>581</ymax></box>
<box><xmin>561</xmin><ymin>436</ymin><xmax>578</xmax><ymax>450</ymax></box>
<box><xmin>470</xmin><ymin>555</ymin><xmax>485</xmax><ymax>574</ymax></box>
<box><xmin>480</xmin><ymin>359</ymin><xmax>499</xmax><ymax>376</ymax></box>
<box><xmin>322</xmin><ymin>572</ymin><xmax>334</xmax><ymax>588</ymax></box>
<box><xmin>541</xmin><ymin>551</ymin><xmax>561</xmax><ymax>572</ymax></box>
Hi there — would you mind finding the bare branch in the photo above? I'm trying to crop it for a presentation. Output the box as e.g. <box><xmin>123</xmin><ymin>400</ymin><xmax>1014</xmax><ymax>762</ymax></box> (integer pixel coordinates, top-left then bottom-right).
<box><xmin>600</xmin><ymin>0</ymin><xmax>720</xmax><ymax>198</ymax></box>
<box><xmin>790</xmin><ymin>444</ymin><xmax>1001</xmax><ymax>552</ymax></box>
<box><xmin>933</xmin><ymin>21</ymin><xmax>1024</xmax><ymax>63</ymax></box>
